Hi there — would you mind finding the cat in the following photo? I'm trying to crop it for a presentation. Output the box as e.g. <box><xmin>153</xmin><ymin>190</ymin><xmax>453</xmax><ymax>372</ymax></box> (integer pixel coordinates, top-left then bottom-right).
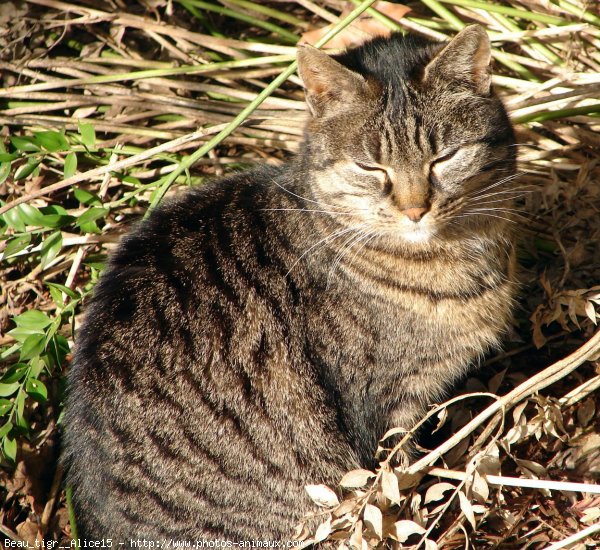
<box><xmin>62</xmin><ymin>24</ymin><xmax>518</xmax><ymax>544</ymax></box>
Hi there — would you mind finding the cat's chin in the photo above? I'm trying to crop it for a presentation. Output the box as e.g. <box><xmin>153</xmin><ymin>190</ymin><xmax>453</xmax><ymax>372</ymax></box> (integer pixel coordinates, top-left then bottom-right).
<box><xmin>398</xmin><ymin>226</ymin><xmax>434</xmax><ymax>244</ymax></box>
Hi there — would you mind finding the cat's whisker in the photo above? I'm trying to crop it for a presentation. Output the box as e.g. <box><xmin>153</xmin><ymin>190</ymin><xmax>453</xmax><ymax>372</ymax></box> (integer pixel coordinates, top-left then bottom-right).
<box><xmin>262</xmin><ymin>207</ymin><xmax>356</xmax><ymax>216</ymax></box>
<box><xmin>327</xmin><ymin>229</ymin><xmax>380</xmax><ymax>288</ymax></box>
<box><xmin>464</xmin><ymin>194</ymin><xmax>533</xmax><ymax>208</ymax></box>
<box><xmin>270</xmin><ymin>178</ymin><xmax>351</xmax><ymax>213</ymax></box>
<box><xmin>466</xmin><ymin>191</ymin><xmax>534</xmax><ymax>204</ymax></box>
<box><xmin>465</xmin><ymin>171</ymin><xmax>529</xmax><ymax>199</ymax></box>
<box><xmin>285</xmin><ymin>223</ymin><xmax>369</xmax><ymax>277</ymax></box>
<box><xmin>455</xmin><ymin>211</ymin><xmax>520</xmax><ymax>225</ymax></box>
<box><xmin>469</xmin><ymin>185</ymin><xmax>538</xmax><ymax>201</ymax></box>
<box><xmin>468</xmin><ymin>206</ymin><xmax>530</xmax><ymax>216</ymax></box>
<box><xmin>326</xmin><ymin>229</ymin><xmax>370</xmax><ymax>287</ymax></box>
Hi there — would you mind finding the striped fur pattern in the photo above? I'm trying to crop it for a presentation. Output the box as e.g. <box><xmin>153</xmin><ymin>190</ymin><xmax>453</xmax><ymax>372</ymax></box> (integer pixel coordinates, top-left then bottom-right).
<box><xmin>63</xmin><ymin>26</ymin><xmax>518</xmax><ymax>542</ymax></box>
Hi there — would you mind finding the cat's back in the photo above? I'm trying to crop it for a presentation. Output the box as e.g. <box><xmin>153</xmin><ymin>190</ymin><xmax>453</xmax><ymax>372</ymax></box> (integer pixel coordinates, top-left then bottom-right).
<box><xmin>63</xmin><ymin>164</ymin><xmax>352</xmax><ymax>541</ymax></box>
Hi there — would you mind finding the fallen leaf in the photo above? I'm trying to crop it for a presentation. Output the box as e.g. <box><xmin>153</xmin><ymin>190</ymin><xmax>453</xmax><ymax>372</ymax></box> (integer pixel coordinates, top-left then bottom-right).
<box><xmin>305</xmin><ymin>484</ymin><xmax>339</xmax><ymax>508</ymax></box>
<box><xmin>363</xmin><ymin>503</ymin><xmax>383</xmax><ymax>539</ymax></box>
<box><xmin>458</xmin><ymin>490</ymin><xmax>477</xmax><ymax>529</ymax></box>
<box><xmin>392</xmin><ymin>520</ymin><xmax>426</xmax><ymax>543</ymax></box>
<box><xmin>340</xmin><ymin>468</ymin><xmax>375</xmax><ymax>488</ymax></box>
<box><xmin>425</xmin><ymin>482</ymin><xmax>456</xmax><ymax>504</ymax></box>
<box><xmin>300</xmin><ymin>2</ymin><xmax>411</xmax><ymax>49</ymax></box>
<box><xmin>381</xmin><ymin>469</ymin><xmax>401</xmax><ymax>504</ymax></box>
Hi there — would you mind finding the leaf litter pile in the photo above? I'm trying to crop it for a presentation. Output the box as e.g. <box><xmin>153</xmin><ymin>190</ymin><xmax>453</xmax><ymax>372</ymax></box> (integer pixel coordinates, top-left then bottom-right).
<box><xmin>0</xmin><ymin>0</ymin><xmax>599</xmax><ymax>548</ymax></box>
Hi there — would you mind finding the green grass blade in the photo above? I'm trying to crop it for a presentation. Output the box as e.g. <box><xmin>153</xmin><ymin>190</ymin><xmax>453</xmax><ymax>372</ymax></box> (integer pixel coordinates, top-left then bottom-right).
<box><xmin>438</xmin><ymin>0</ymin><xmax>567</xmax><ymax>25</ymax></box>
<box><xmin>174</xmin><ymin>0</ymin><xmax>300</xmax><ymax>43</ymax></box>
<box><xmin>221</xmin><ymin>0</ymin><xmax>309</xmax><ymax>28</ymax></box>
<box><xmin>66</xmin><ymin>485</ymin><xmax>79</xmax><ymax>546</ymax></box>
<box><xmin>514</xmin><ymin>103</ymin><xmax>600</xmax><ymax>123</ymax></box>
<box><xmin>420</xmin><ymin>0</ymin><xmax>464</xmax><ymax>31</ymax></box>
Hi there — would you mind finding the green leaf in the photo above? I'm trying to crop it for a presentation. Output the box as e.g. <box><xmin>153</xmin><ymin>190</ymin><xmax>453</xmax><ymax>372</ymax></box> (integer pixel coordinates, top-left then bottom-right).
<box><xmin>3</xmin><ymin>233</ymin><xmax>32</xmax><ymax>257</ymax></box>
<box><xmin>14</xmin><ymin>159</ymin><xmax>41</xmax><ymax>180</ymax></box>
<box><xmin>15</xmin><ymin>390</ymin><xmax>25</xmax><ymax>423</ymax></box>
<box><xmin>0</xmin><ymin>162</ymin><xmax>10</xmax><ymax>185</ymax></box>
<box><xmin>73</xmin><ymin>188</ymin><xmax>101</xmax><ymax>206</ymax></box>
<box><xmin>79</xmin><ymin>122</ymin><xmax>96</xmax><ymax>148</ymax></box>
<box><xmin>0</xmin><ymin>382</ymin><xmax>20</xmax><ymax>397</ymax></box>
<box><xmin>37</xmin><ymin>214</ymin><xmax>75</xmax><ymax>229</ymax></box>
<box><xmin>10</xmin><ymin>135</ymin><xmax>39</xmax><ymax>152</ymax></box>
<box><xmin>41</xmin><ymin>205</ymin><xmax>69</xmax><ymax>216</ymax></box>
<box><xmin>64</xmin><ymin>151</ymin><xmax>77</xmax><ymax>178</ymax></box>
<box><xmin>29</xmin><ymin>357</ymin><xmax>46</xmax><ymax>379</ymax></box>
<box><xmin>78</xmin><ymin>220</ymin><xmax>100</xmax><ymax>234</ymax></box>
<box><xmin>13</xmin><ymin>310</ymin><xmax>53</xmax><ymax>331</ymax></box>
<box><xmin>34</xmin><ymin>130</ymin><xmax>69</xmax><ymax>152</ymax></box>
<box><xmin>3</xmin><ymin>436</ymin><xmax>17</xmax><ymax>462</ymax></box>
<box><xmin>18</xmin><ymin>204</ymin><xmax>45</xmax><ymax>226</ymax></box>
<box><xmin>0</xmin><ymin>421</ymin><xmax>12</xmax><ymax>439</ymax></box>
<box><xmin>0</xmin><ymin>153</ymin><xmax>17</xmax><ymax>162</ymax></box>
<box><xmin>3</xmin><ymin>206</ymin><xmax>26</xmax><ymax>232</ymax></box>
<box><xmin>0</xmin><ymin>399</ymin><xmax>12</xmax><ymax>416</ymax></box>
<box><xmin>0</xmin><ymin>364</ymin><xmax>28</xmax><ymax>384</ymax></box>
<box><xmin>76</xmin><ymin>207</ymin><xmax>108</xmax><ymax>227</ymax></box>
<box><xmin>26</xmin><ymin>378</ymin><xmax>47</xmax><ymax>402</ymax></box>
<box><xmin>48</xmin><ymin>285</ymin><xmax>64</xmax><ymax>307</ymax></box>
<box><xmin>46</xmin><ymin>282</ymin><xmax>79</xmax><ymax>301</ymax></box>
<box><xmin>20</xmin><ymin>333</ymin><xmax>46</xmax><ymax>360</ymax></box>
<box><xmin>40</xmin><ymin>231</ymin><xmax>63</xmax><ymax>269</ymax></box>
<box><xmin>7</xmin><ymin>327</ymin><xmax>38</xmax><ymax>343</ymax></box>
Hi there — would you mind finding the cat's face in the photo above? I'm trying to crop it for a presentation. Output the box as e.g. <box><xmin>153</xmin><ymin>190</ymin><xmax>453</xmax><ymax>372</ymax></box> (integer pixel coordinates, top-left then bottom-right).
<box><xmin>298</xmin><ymin>26</ymin><xmax>516</xmax><ymax>248</ymax></box>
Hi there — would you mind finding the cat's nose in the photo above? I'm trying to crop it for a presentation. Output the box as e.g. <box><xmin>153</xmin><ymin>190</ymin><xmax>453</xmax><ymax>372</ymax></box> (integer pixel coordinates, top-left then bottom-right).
<box><xmin>401</xmin><ymin>206</ymin><xmax>429</xmax><ymax>222</ymax></box>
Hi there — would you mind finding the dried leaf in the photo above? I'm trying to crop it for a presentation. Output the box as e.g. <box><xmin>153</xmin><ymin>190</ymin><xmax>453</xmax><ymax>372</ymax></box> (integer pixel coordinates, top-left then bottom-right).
<box><xmin>333</xmin><ymin>498</ymin><xmax>359</xmax><ymax>517</ymax></box>
<box><xmin>349</xmin><ymin>521</ymin><xmax>364</xmax><ymax>550</ymax></box>
<box><xmin>305</xmin><ymin>484</ymin><xmax>339</xmax><ymax>508</ymax></box>
<box><xmin>458</xmin><ymin>490</ymin><xmax>477</xmax><ymax>529</ymax></box>
<box><xmin>392</xmin><ymin>520</ymin><xmax>426</xmax><ymax>543</ymax></box>
<box><xmin>424</xmin><ymin>482</ymin><xmax>456</xmax><ymax>504</ymax></box>
<box><xmin>340</xmin><ymin>469</ymin><xmax>375</xmax><ymax>488</ymax></box>
<box><xmin>471</xmin><ymin>470</ymin><xmax>489</xmax><ymax>503</ymax></box>
<box><xmin>577</xmin><ymin>398</ymin><xmax>595</xmax><ymax>427</ymax></box>
<box><xmin>580</xmin><ymin>507</ymin><xmax>600</xmax><ymax>524</ymax></box>
<box><xmin>381</xmin><ymin>468</ymin><xmax>401</xmax><ymax>504</ymax></box>
<box><xmin>432</xmin><ymin>407</ymin><xmax>448</xmax><ymax>433</ymax></box>
<box><xmin>300</xmin><ymin>2</ymin><xmax>411</xmax><ymax>49</ymax></box>
<box><xmin>314</xmin><ymin>518</ymin><xmax>332</xmax><ymax>543</ymax></box>
<box><xmin>515</xmin><ymin>458</ymin><xmax>547</xmax><ymax>478</ymax></box>
<box><xmin>363</xmin><ymin>503</ymin><xmax>383</xmax><ymax>540</ymax></box>
<box><xmin>395</xmin><ymin>469</ymin><xmax>422</xmax><ymax>490</ymax></box>
<box><xmin>472</xmin><ymin>504</ymin><xmax>489</xmax><ymax>514</ymax></box>
<box><xmin>585</xmin><ymin>300</ymin><xmax>597</xmax><ymax>324</ymax></box>
<box><xmin>380</xmin><ymin>426</ymin><xmax>407</xmax><ymax>441</ymax></box>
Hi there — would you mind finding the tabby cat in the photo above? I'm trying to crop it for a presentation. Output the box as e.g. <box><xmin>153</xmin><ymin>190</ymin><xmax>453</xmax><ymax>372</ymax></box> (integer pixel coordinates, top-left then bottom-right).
<box><xmin>63</xmin><ymin>25</ymin><xmax>518</xmax><ymax>543</ymax></box>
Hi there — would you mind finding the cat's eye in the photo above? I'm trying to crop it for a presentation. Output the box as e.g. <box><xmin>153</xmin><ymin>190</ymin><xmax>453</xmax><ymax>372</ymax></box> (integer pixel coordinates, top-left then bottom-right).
<box><xmin>355</xmin><ymin>161</ymin><xmax>386</xmax><ymax>173</ymax></box>
<box><xmin>429</xmin><ymin>147</ymin><xmax>461</xmax><ymax>187</ymax></box>
<box><xmin>432</xmin><ymin>148</ymin><xmax>460</xmax><ymax>165</ymax></box>
<box><xmin>355</xmin><ymin>162</ymin><xmax>389</xmax><ymax>183</ymax></box>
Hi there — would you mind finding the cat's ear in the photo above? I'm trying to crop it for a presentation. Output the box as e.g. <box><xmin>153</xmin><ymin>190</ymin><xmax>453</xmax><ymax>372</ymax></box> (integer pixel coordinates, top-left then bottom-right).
<box><xmin>297</xmin><ymin>45</ymin><xmax>368</xmax><ymax>117</ymax></box>
<box><xmin>423</xmin><ymin>24</ymin><xmax>491</xmax><ymax>95</ymax></box>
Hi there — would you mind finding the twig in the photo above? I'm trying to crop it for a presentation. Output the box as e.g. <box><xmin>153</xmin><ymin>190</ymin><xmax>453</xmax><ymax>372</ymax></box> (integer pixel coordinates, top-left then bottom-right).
<box><xmin>559</xmin><ymin>374</ymin><xmax>600</xmax><ymax>407</ymax></box>
<box><xmin>543</xmin><ymin>522</ymin><xmax>600</xmax><ymax>550</ymax></box>
<box><xmin>429</xmin><ymin>467</ymin><xmax>600</xmax><ymax>495</ymax></box>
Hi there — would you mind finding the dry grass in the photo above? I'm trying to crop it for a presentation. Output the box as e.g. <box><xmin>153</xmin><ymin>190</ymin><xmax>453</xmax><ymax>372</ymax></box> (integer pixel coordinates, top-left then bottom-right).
<box><xmin>0</xmin><ymin>0</ymin><xmax>599</xmax><ymax>547</ymax></box>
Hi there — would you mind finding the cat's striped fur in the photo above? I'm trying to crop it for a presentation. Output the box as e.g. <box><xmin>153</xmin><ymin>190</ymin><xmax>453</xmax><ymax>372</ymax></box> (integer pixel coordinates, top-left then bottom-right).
<box><xmin>63</xmin><ymin>26</ymin><xmax>518</xmax><ymax>542</ymax></box>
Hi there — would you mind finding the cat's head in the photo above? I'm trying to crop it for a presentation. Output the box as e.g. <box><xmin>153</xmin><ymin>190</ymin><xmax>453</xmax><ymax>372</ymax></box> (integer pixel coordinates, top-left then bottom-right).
<box><xmin>297</xmin><ymin>25</ymin><xmax>516</xmax><ymax>248</ymax></box>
